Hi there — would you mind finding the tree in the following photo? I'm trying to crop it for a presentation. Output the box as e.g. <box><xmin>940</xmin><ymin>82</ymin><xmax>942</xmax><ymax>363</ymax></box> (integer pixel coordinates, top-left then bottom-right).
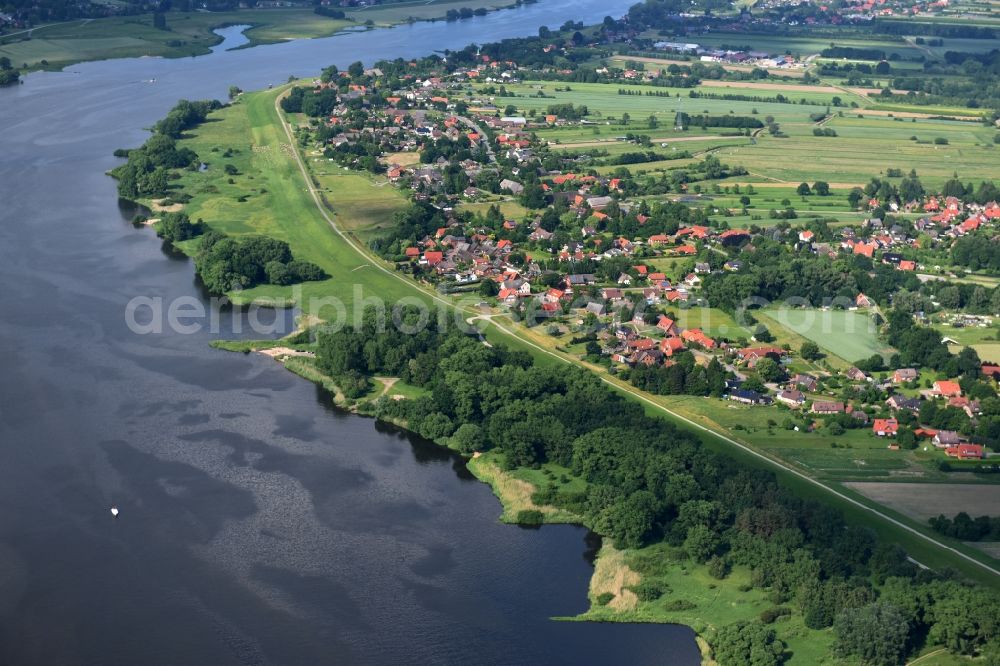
<box><xmin>834</xmin><ymin>602</ymin><xmax>909</xmax><ymax>666</ymax></box>
<box><xmin>713</xmin><ymin>621</ymin><xmax>784</xmax><ymax>666</ymax></box>
<box><xmin>797</xmin><ymin>182</ymin><xmax>812</xmax><ymax>196</ymax></box>
<box><xmin>684</xmin><ymin>524</ymin><xmax>719</xmax><ymax>563</ymax></box>
<box><xmin>800</xmin><ymin>341</ymin><xmax>821</xmax><ymax>361</ymax></box>
<box><xmin>754</xmin><ymin>357</ymin><xmax>783</xmax><ymax>383</ymax></box>
<box><xmin>813</xmin><ymin>181</ymin><xmax>830</xmax><ymax>196</ymax></box>
<box><xmin>478</xmin><ymin>279</ymin><xmax>499</xmax><ymax>297</ymax></box>
<box><xmin>153</xmin><ymin>12</ymin><xmax>167</xmax><ymax>30</ymax></box>
<box><xmin>451</xmin><ymin>423</ymin><xmax>486</xmax><ymax>454</ymax></box>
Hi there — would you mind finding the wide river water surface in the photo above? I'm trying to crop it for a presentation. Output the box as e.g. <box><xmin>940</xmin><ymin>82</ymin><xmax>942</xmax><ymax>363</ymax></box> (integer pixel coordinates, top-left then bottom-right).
<box><xmin>0</xmin><ymin>4</ymin><xmax>701</xmax><ymax>663</ymax></box>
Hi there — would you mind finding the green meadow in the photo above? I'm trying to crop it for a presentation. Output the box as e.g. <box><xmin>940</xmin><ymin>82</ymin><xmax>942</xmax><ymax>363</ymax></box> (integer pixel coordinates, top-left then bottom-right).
<box><xmin>165</xmin><ymin>88</ymin><xmax>429</xmax><ymax>316</ymax></box>
<box><xmin>0</xmin><ymin>10</ymin><xmax>353</xmax><ymax>70</ymax></box>
<box><xmin>760</xmin><ymin>307</ymin><xmax>890</xmax><ymax>363</ymax></box>
<box><xmin>0</xmin><ymin>0</ymin><xmax>518</xmax><ymax>71</ymax></box>
<box><xmin>498</xmin><ymin>79</ymin><xmax>1000</xmax><ymax>189</ymax></box>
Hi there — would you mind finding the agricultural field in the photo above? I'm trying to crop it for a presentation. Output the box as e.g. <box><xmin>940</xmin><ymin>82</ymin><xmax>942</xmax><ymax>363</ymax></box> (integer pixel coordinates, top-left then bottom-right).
<box><xmin>760</xmin><ymin>307</ymin><xmax>890</xmax><ymax>364</ymax></box>
<box><xmin>497</xmin><ymin>79</ymin><xmax>1000</xmax><ymax>190</ymax></box>
<box><xmin>843</xmin><ymin>482</ymin><xmax>1000</xmax><ymax>521</ymax></box>
<box><xmin>686</xmin><ymin>31</ymin><xmax>927</xmax><ymax>60</ymax></box>
<box><xmin>670</xmin><ymin>307</ymin><xmax>753</xmax><ymax>340</ymax></box>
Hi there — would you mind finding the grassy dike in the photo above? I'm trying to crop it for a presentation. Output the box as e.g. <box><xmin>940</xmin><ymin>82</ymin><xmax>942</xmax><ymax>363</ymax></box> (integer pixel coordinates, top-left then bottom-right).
<box><xmin>124</xmin><ymin>87</ymin><xmax>990</xmax><ymax>664</ymax></box>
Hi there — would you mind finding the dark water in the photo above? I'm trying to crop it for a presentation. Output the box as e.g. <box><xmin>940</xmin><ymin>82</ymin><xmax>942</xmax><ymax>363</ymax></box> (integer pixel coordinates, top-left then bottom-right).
<box><xmin>0</xmin><ymin>4</ymin><xmax>700</xmax><ymax>664</ymax></box>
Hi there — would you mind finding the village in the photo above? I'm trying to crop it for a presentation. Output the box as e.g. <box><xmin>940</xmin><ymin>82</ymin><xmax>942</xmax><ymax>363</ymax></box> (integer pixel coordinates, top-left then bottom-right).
<box><xmin>289</xmin><ymin>51</ymin><xmax>1000</xmax><ymax>470</ymax></box>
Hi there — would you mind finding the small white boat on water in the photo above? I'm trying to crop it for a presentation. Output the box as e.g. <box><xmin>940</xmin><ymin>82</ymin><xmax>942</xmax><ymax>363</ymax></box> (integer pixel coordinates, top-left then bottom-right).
<box><xmin>110</xmin><ymin>506</ymin><xmax>119</xmax><ymax>518</ymax></box>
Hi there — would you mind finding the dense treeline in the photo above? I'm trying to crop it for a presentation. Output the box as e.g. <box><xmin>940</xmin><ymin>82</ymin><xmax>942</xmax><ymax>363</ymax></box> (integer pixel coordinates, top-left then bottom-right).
<box><xmin>929</xmin><ymin>513</ymin><xmax>1000</xmax><ymax>541</ymax></box>
<box><xmin>317</xmin><ymin>311</ymin><xmax>1000</xmax><ymax>664</ymax></box>
<box><xmin>701</xmin><ymin>237</ymin><xmax>920</xmax><ymax>314</ymax></box>
<box><xmin>820</xmin><ymin>46</ymin><xmax>886</xmax><ymax>60</ymax></box>
<box><xmin>951</xmin><ymin>234</ymin><xmax>1000</xmax><ymax>273</ymax></box>
<box><xmin>195</xmin><ymin>231</ymin><xmax>327</xmax><ymax>294</ymax></box>
<box><xmin>281</xmin><ymin>86</ymin><xmax>339</xmax><ymax>117</ymax></box>
<box><xmin>628</xmin><ymin>353</ymin><xmax>730</xmax><ymax>396</ymax></box>
<box><xmin>156</xmin><ymin>211</ymin><xmax>204</xmax><ymax>243</ymax></box>
<box><xmin>154</xmin><ymin>99</ymin><xmax>222</xmax><ymax>139</ymax></box>
<box><xmin>110</xmin><ymin>99</ymin><xmax>219</xmax><ymax>198</ymax></box>
<box><xmin>0</xmin><ymin>57</ymin><xmax>19</xmax><ymax>86</ymax></box>
<box><xmin>875</xmin><ymin>20</ymin><xmax>996</xmax><ymax>40</ymax></box>
<box><xmin>111</xmin><ymin>132</ymin><xmax>200</xmax><ymax>198</ymax></box>
<box><xmin>677</xmin><ymin>113</ymin><xmax>763</xmax><ymax>129</ymax></box>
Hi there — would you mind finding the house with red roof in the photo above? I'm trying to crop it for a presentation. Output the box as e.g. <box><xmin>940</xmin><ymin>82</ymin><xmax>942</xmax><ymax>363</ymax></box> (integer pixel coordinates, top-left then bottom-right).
<box><xmin>946</xmin><ymin>444</ymin><xmax>985</xmax><ymax>460</ymax></box>
<box><xmin>422</xmin><ymin>251</ymin><xmax>444</xmax><ymax>266</ymax></box>
<box><xmin>674</xmin><ymin>244</ymin><xmax>697</xmax><ymax>256</ymax></box>
<box><xmin>933</xmin><ymin>380</ymin><xmax>962</xmax><ymax>397</ymax></box>
<box><xmin>873</xmin><ymin>418</ymin><xmax>898</xmax><ymax>436</ymax></box>
<box><xmin>660</xmin><ymin>337</ymin><xmax>685</xmax><ymax>356</ymax></box>
<box><xmin>648</xmin><ymin>234</ymin><xmax>671</xmax><ymax>246</ymax></box>
<box><xmin>681</xmin><ymin>328</ymin><xmax>716</xmax><ymax>350</ymax></box>
<box><xmin>657</xmin><ymin>316</ymin><xmax>679</xmax><ymax>336</ymax></box>
<box><xmin>853</xmin><ymin>242</ymin><xmax>877</xmax><ymax>258</ymax></box>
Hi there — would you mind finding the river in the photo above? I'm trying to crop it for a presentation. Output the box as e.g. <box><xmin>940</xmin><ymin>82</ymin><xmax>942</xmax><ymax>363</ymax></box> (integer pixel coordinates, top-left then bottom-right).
<box><xmin>0</xmin><ymin>3</ymin><xmax>701</xmax><ymax>663</ymax></box>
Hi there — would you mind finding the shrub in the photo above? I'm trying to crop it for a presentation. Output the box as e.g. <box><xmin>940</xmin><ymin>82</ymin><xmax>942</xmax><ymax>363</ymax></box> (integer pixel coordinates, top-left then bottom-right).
<box><xmin>517</xmin><ymin>509</ymin><xmax>544</xmax><ymax>525</ymax></box>
<box><xmin>595</xmin><ymin>592</ymin><xmax>615</xmax><ymax>606</ymax></box>
<box><xmin>631</xmin><ymin>581</ymin><xmax>667</xmax><ymax>602</ymax></box>
<box><xmin>760</xmin><ymin>607</ymin><xmax>791</xmax><ymax>624</ymax></box>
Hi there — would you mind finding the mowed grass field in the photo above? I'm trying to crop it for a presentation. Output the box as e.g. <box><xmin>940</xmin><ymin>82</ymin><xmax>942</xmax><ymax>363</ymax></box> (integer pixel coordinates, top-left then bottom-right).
<box><xmin>308</xmin><ymin>165</ymin><xmax>408</xmax><ymax>243</ymax></box>
<box><xmin>167</xmin><ymin>88</ymin><xmax>429</xmax><ymax>315</ymax></box>
<box><xmin>760</xmin><ymin>308</ymin><xmax>890</xmax><ymax>363</ymax></box>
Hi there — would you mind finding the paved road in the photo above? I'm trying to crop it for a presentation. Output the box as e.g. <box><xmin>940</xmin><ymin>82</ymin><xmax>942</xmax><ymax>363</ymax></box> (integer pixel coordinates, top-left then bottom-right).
<box><xmin>456</xmin><ymin>115</ymin><xmax>496</xmax><ymax>163</ymax></box>
<box><xmin>274</xmin><ymin>88</ymin><xmax>1000</xmax><ymax>582</ymax></box>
